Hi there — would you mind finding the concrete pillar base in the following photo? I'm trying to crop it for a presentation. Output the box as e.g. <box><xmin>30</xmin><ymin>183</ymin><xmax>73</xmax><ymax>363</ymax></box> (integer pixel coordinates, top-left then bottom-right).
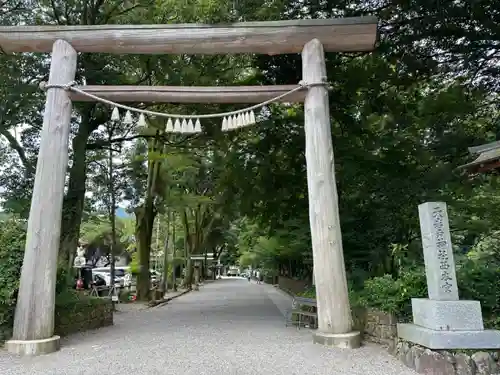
<box><xmin>313</xmin><ymin>331</ymin><xmax>361</xmax><ymax>349</ymax></box>
<box><xmin>5</xmin><ymin>335</ymin><xmax>61</xmax><ymax>356</ymax></box>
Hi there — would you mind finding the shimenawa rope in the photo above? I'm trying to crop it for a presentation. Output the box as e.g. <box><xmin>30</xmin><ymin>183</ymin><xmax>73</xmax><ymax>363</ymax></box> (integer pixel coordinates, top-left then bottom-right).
<box><xmin>40</xmin><ymin>80</ymin><xmax>328</xmax><ymax>133</ymax></box>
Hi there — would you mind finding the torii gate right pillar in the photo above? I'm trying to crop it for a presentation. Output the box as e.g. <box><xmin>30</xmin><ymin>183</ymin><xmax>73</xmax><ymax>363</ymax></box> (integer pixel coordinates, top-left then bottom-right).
<box><xmin>302</xmin><ymin>39</ymin><xmax>360</xmax><ymax>348</ymax></box>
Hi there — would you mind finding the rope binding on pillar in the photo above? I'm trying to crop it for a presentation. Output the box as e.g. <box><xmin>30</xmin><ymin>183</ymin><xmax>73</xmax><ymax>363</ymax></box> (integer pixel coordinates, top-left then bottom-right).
<box><xmin>39</xmin><ymin>79</ymin><xmax>330</xmax><ymax>134</ymax></box>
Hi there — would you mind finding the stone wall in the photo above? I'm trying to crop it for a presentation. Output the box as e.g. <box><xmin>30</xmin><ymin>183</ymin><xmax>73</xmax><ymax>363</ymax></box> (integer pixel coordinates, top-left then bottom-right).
<box><xmin>0</xmin><ymin>296</ymin><xmax>113</xmax><ymax>343</ymax></box>
<box><xmin>392</xmin><ymin>339</ymin><xmax>500</xmax><ymax>375</ymax></box>
<box><xmin>54</xmin><ymin>297</ymin><xmax>113</xmax><ymax>336</ymax></box>
<box><xmin>278</xmin><ymin>277</ymin><xmax>310</xmax><ymax>295</ymax></box>
<box><xmin>350</xmin><ymin>309</ymin><xmax>500</xmax><ymax>375</ymax></box>
<box><xmin>352</xmin><ymin>308</ymin><xmax>398</xmax><ymax>345</ymax></box>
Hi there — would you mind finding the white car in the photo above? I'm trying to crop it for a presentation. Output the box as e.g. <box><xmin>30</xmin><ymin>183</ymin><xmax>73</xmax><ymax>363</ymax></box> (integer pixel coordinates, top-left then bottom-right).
<box><xmin>92</xmin><ymin>267</ymin><xmax>127</xmax><ymax>287</ymax></box>
<box><xmin>92</xmin><ymin>266</ymin><xmax>159</xmax><ymax>287</ymax></box>
<box><xmin>92</xmin><ymin>271</ymin><xmax>121</xmax><ymax>287</ymax></box>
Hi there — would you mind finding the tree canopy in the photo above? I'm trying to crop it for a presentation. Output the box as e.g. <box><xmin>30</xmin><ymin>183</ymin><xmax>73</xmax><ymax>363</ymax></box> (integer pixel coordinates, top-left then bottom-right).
<box><xmin>0</xmin><ymin>0</ymin><xmax>499</xmax><ymax>307</ymax></box>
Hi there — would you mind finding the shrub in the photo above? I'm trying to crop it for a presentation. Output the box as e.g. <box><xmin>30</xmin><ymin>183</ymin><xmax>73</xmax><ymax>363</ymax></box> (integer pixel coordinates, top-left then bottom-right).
<box><xmin>354</xmin><ymin>269</ymin><xmax>427</xmax><ymax>320</ymax></box>
<box><xmin>0</xmin><ymin>219</ymin><xmax>27</xmax><ymax>341</ymax></box>
<box><xmin>0</xmin><ymin>219</ymin><xmax>81</xmax><ymax>341</ymax></box>
<box><xmin>298</xmin><ymin>259</ymin><xmax>500</xmax><ymax>329</ymax></box>
<box><xmin>54</xmin><ymin>292</ymin><xmax>113</xmax><ymax>336</ymax></box>
<box><xmin>457</xmin><ymin>259</ymin><xmax>500</xmax><ymax>318</ymax></box>
<box><xmin>354</xmin><ymin>259</ymin><xmax>500</xmax><ymax>327</ymax></box>
<box><xmin>55</xmin><ymin>289</ymin><xmax>106</xmax><ymax>309</ymax></box>
<box><xmin>297</xmin><ymin>269</ymin><xmax>427</xmax><ymax>321</ymax></box>
<box><xmin>356</xmin><ymin>260</ymin><xmax>500</xmax><ymax>326</ymax></box>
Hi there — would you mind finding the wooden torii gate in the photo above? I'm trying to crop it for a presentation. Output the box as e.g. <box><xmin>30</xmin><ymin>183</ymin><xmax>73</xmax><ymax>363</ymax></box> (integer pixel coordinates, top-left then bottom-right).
<box><xmin>0</xmin><ymin>18</ymin><xmax>378</xmax><ymax>355</ymax></box>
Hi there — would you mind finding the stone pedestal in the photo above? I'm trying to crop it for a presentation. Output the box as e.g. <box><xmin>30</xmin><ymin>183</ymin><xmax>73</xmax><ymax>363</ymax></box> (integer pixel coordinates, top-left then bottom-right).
<box><xmin>397</xmin><ymin>324</ymin><xmax>500</xmax><ymax>349</ymax></box>
<box><xmin>5</xmin><ymin>336</ymin><xmax>61</xmax><ymax>356</ymax></box>
<box><xmin>399</xmin><ymin>298</ymin><xmax>500</xmax><ymax>349</ymax></box>
<box><xmin>313</xmin><ymin>331</ymin><xmax>361</xmax><ymax>349</ymax></box>
<box><xmin>411</xmin><ymin>298</ymin><xmax>484</xmax><ymax>331</ymax></box>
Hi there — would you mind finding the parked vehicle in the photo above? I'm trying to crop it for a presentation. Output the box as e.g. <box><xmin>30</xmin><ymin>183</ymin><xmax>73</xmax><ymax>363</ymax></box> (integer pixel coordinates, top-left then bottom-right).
<box><xmin>92</xmin><ymin>266</ymin><xmax>160</xmax><ymax>287</ymax></box>
<box><xmin>227</xmin><ymin>267</ymin><xmax>240</xmax><ymax>277</ymax></box>
<box><xmin>92</xmin><ymin>266</ymin><xmax>129</xmax><ymax>287</ymax></box>
<box><xmin>92</xmin><ymin>271</ymin><xmax>122</xmax><ymax>287</ymax></box>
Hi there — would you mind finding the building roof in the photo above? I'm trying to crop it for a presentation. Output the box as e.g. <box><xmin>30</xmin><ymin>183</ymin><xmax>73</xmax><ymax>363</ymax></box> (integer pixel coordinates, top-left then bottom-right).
<box><xmin>459</xmin><ymin>141</ymin><xmax>500</xmax><ymax>173</ymax></box>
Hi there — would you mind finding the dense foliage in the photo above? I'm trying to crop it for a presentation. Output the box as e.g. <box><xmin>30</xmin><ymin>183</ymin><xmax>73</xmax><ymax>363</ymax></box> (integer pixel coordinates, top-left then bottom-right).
<box><xmin>0</xmin><ymin>0</ymin><xmax>499</xmax><ymax>316</ymax></box>
<box><xmin>0</xmin><ymin>219</ymin><xmax>26</xmax><ymax>341</ymax></box>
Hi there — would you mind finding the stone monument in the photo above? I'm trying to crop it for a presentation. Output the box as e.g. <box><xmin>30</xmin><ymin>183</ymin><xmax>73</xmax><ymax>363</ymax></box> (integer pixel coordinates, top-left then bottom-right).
<box><xmin>397</xmin><ymin>202</ymin><xmax>500</xmax><ymax>349</ymax></box>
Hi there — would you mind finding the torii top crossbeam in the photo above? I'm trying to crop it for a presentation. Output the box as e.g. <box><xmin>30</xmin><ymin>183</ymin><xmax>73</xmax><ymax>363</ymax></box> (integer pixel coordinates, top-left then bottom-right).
<box><xmin>0</xmin><ymin>17</ymin><xmax>378</xmax><ymax>54</ymax></box>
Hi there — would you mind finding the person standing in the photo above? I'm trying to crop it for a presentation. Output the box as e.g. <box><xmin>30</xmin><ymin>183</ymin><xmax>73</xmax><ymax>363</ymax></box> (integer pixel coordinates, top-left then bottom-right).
<box><xmin>256</xmin><ymin>270</ymin><xmax>261</xmax><ymax>284</ymax></box>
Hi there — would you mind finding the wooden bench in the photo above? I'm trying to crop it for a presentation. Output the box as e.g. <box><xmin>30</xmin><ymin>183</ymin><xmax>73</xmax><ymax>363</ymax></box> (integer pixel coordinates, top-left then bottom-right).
<box><xmin>285</xmin><ymin>296</ymin><xmax>317</xmax><ymax>329</ymax></box>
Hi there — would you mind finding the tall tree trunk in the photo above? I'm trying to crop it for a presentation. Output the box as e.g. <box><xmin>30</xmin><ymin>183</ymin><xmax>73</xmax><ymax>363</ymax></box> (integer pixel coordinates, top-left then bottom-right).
<box><xmin>60</xmin><ymin>114</ymin><xmax>95</xmax><ymax>268</ymax></box>
<box><xmin>171</xmin><ymin>212</ymin><xmax>177</xmax><ymax>291</ymax></box>
<box><xmin>135</xmin><ymin>134</ymin><xmax>163</xmax><ymax>300</ymax></box>
<box><xmin>161</xmin><ymin>209</ymin><xmax>171</xmax><ymax>293</ymax></box>
<box><xmin>182</xmin><ymin>210</ymin><xmax>194</xmax><ymax>288</ymax></box>
<box><xmin>184</xmin><ymin>259</ymin><xmax>193</xmax><ymax>288</ymax></box>
<box><xmin>183</xmin><ymin>239</ymin><xmax>194</xmax><ymax>289</ymax></box>
<box><xmin>135</xmin><ymin>204</ymin><xmax>156</xmax><ymax>300</ymax></box>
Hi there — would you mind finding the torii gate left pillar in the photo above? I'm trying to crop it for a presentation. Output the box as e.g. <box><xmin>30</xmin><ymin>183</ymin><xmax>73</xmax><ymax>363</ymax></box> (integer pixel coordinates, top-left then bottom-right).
<box><xmin>5</xmin><ymin>40</ymin><xmax>77</xmax><ymax>356</ymax></box>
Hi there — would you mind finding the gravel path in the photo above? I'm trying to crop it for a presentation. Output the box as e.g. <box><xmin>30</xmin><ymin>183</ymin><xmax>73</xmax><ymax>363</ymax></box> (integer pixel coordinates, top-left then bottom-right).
<box><xmin>0</xmin><ymin>278</ymin><xmax>416</xmax><ymax>375</ymax></box>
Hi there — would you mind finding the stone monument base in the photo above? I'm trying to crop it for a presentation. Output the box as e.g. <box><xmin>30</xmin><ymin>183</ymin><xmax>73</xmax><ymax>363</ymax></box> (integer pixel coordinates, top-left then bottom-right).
<box><xmin>398</xmin><ymin>323</ymin><xmax>500</xmax><ymax>350</ymax></box>
<box><xmin>5</xmin><ymin>335</ymin><xmax>61</xmax><ymax>356</ymax></box>
<box><xmin>313</xmin><ymin>331</ymin><xmax>361</xmax><ymax>349</ymax></box>
<box><xmin>411</xmin><ymin>298</ymin><xmax>484</xmax><ymax>331</ymax></box>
